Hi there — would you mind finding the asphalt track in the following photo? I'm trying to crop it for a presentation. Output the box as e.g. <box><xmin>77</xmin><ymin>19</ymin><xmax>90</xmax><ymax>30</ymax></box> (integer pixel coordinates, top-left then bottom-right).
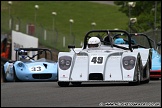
<box><xmin>1</xmin><ymin>80</ymin><xmax>161</xmax><ymax>107</ymax></box>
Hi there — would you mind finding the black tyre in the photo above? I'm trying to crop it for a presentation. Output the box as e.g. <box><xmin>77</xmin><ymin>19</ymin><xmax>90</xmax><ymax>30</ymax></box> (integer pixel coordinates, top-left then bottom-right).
<box><xmin>136</xmin><ymin>70</ymin><xmax>141</xmax><ymax>85</ymax></box>
<box><xmin>143</xmin><ymin>78</ymin><xmax>150</xmax><ymax>84</ymax></box>
<box><xmin>128</xmin><ymin>73</ymin><xmax>140</xmax><ymax>85</ymax></box>
<box><xmin>129</xmin><ymin>60</ymin><xmax>141</xmax><ymax>85</ymax></box>
<box><xmin>13</xmin><ymin>67</ymin><xmax>21</xmax><ymax>82</ymax></box>
<box><xmin>58</xmin><ymin>82</ymin><xmax>69</xmax><ymax>87</ymax></box>
<box><xmin>71</xmin><ymin>82</ymin><xmax>82</xmax><ymax>86</ymax></box>
<box><xmin>142</xmin><ymin>62</ymin><xmax>150</xmax><ymax>84</ymax></box>
<box><xmin>150</xmin><ymin>78</ymin><xmax>159</xmax><ymax>80</ymax></box>
<box><xmin>2</xmin><ymin>66</ymin><xmax>7</xmax><ymax>82</ymax></box>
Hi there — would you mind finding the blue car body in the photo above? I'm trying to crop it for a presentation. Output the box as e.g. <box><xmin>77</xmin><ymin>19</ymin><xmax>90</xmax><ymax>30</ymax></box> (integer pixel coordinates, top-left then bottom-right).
<box><xmin>150</xmin><ymin>48</ymin><xmax>161</xmax><ymax>78</ymax></box>
<box><xmin>114</xmin><ymin>33</ymin><xmax>161</xmax><ymax>79</ymax></box>
<box><xmin>2</xmin><ymin>48</ymin><xmax>58</xmax><ymax>82</ymax></box>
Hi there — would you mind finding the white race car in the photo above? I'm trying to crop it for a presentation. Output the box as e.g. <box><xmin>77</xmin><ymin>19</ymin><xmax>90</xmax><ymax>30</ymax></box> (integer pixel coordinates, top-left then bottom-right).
<box><xmin>57</xmin><ymin>30</ymin><xmax>152</xmax><ymax>87</ymax></box>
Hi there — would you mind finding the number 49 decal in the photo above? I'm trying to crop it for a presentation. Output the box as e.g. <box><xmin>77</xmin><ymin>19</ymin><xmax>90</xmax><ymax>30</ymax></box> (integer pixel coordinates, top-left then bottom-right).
<box><xmin>90</xmin><ymin>56</ymin><xmax>104</xmax><ymax>65</ymax></box>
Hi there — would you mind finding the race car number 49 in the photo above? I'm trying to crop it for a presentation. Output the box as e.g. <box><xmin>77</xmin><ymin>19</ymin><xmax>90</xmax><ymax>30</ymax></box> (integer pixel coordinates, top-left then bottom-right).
<box><xmin>90</xmin><ymin>56</ymin><xmax>104</xmax><ymax>65</ymax></box>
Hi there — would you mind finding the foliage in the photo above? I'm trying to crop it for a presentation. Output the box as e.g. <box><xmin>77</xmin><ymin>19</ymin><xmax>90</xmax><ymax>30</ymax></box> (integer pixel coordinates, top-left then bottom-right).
<box><xmin>114</xmin><ymin>1</ymin><xmax>161</xmax><ymax>32</ymax></box>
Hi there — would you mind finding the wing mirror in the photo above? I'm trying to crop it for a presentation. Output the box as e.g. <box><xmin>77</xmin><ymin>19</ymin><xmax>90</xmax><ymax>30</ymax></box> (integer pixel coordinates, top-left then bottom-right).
<box><xmin>68</xmin><ymin>45</ymin><xmax>75</xmax><ymax>49</ymax></box>
<box><xmin>68</xmin><ymin>45</ymin><xmax>76</xmax><ymax>53</ymax></box>
<box><xmin>156</xmin><ymin>41</ymin><xmax>161</xmax><ymax>51</ymax></box>
<box><xmin>157</xmin><ymin>41</ymin><xmax>161</xmax><ymax>46</ymax></box>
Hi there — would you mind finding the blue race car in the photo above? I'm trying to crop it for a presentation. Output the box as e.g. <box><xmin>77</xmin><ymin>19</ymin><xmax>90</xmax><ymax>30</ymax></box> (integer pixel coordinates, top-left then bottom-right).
<box><xmin>113</xmin><ymin>33</ymin><xmax>161</xmax><ymax>80</ymax></box>
<box><xmin>150</xmin><ymin>41</ymin><xmax>161</xmax><ymax>79</ymax></box>
<box><xmin>2</xmin><ymin>48</ymin><xmax>58</xmax><ymax>82</ymax></box>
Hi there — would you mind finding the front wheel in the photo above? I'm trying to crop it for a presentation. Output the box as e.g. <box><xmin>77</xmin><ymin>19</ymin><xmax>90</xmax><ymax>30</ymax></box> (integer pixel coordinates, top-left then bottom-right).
<box><xmin>128</xmin><ymin>72</ymin><xmax>140</xmax><ymax>86</ymax></box>
<box><xmin>142</xmin><ymin>62</ymin><xmax>150</xmax><ymax>84</ymax></box>
<box><xmin>58</xmin><ymin>82</ymin><xmax>69</xmax><ymax>87</ymax></box>
<box><xmin>71</xmin><ymin>82</ymin><xmax>82</xmax><ymax>86</ymax></box>
<box><xmin>13</xmin><ymin>67</ymin><xmax>21</xmax><ymax>82</ymax></box>
<box><xmin>142</xmin><ymin>78</ymin><xmax>150</xmax><ymax>84</ymax></box>
<box><xmin>129</xmin><ymin>60</ymin><xmax>141</xmax><ymax>86</ymax></box>
<box><xmin>2</xmin><ymin>66</ymin><xmax>7</xmax><ymax>82</ymax></box>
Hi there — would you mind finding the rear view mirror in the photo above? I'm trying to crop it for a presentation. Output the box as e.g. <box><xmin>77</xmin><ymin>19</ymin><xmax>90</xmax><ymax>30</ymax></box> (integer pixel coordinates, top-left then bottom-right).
<box><xmin>68</xmin><ymin>45</ymin><xmax>75</xmax><ymax>49</ymax></box>
<box><xmin>157</xmin><ymin>41</ymin><xmax>161</xmax><ymax>46</ymax></box>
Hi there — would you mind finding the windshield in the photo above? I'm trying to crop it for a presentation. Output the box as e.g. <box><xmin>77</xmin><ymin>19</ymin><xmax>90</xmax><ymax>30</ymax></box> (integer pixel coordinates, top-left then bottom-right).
<box><xmin>113</xmin><ymin>33</ymin><xmax>156</xmax><ymax>49</ymax></box>
<box><xmin>130</xmin><ymin>33</ymin><xmax>156</xmax><ymax>49</ymax></box>
<box><xmin>82</xmin><ymin>30</ymin><xmax>133</xmax><ymax>52</ymax></box>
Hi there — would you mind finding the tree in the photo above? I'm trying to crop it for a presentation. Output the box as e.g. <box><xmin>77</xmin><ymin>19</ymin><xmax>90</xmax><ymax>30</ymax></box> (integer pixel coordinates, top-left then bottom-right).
<box><xmin>114</xmin><ymin>1</ymin><xmax>161</xmax><ymax>32</ymax></box>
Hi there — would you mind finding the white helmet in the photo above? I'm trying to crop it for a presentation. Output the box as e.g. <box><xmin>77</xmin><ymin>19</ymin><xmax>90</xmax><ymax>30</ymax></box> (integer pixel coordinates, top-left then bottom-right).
<box><xmin>88</xmin><ymin>37</ymin><xmax>101</xmax><ymax>48</ymax></box>
<box><xmin>19</xmin><ymin>50</ymin><xmax>27</xmax><ymax>60</ymax></box>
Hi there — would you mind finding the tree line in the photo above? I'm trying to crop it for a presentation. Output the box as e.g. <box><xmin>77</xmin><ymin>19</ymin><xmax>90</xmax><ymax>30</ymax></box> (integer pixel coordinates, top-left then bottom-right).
<box><xmin>114</xmin><ymin>1</ymin><xmax>161</xmax><ymax>32</ymax></box>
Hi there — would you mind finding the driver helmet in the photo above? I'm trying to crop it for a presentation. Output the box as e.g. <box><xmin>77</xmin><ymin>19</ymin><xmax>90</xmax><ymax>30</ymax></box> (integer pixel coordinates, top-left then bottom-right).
<box><xmin>114</xmin><ymin>38</ymin><xmax>125</xmax><ymax>44</ymax></box>
<box><xmin>19</xmin><ymin>50</ymin><xmax>27</xmax><ymax>60</ymax></box>
<box><xmin>88</xmin><ymin>37</ymin><xmax>101</xmax><ymax>48</ymax></box>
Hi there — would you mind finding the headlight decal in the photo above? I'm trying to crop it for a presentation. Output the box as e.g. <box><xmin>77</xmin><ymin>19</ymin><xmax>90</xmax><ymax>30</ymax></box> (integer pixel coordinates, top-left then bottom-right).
<box><xmin>18</xmin><ymin>62</ymin><xmax>23</xmax><ymax>67</ymax></box>
<box><xmin>59</xmin><ymin>56</ymin><xmax>72</xmax><ymax>70</ymax></box>
<box><xmin>60</xmin><ymin>59</ymin><xmax>65</xmax><ymax>65</ymax></box>
<box><xmin>17</xmin><ymin>62</ymin><xmax>25</xmax><ymax>71</ymax></box>
<box><xmin>123</xmin><ymin>60</ymin><xmax>129</xmax><ymax>66</ymax></box>
<box><xmin>65</xmin><ymin>60</ymin><xmax>71</xmax><ymax>66</ymax></box>
<box><xmin>123</xmin><ymin>56</ymin><xmax>136</xmax><ymax>70</ymax></box>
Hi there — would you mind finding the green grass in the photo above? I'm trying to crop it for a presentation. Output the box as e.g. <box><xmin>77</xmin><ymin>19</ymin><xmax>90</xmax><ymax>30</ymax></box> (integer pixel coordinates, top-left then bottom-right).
<box><xmin>1</xmin><ymin>1</ymin><xmax>129</xmax><ymax>51</ymax></box>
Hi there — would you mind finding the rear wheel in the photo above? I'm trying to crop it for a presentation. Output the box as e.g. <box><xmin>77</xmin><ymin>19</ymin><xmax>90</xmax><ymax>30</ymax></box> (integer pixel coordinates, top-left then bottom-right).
<box><xmin>150</xmin><ymin>78</ymin><xmax>159</xmax><ymax>80</ymax></box>
<box><xmin>58</xmin><ymin>82</ymin><xmax>69</xmax><ymax>87</ymax></box>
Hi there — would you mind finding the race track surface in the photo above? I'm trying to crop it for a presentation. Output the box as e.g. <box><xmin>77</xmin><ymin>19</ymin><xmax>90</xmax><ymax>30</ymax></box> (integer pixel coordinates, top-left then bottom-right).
<box><xmin>1</xmin><ymin>80</ymin><xmax>161</xmax><ymax>107</ymax></box>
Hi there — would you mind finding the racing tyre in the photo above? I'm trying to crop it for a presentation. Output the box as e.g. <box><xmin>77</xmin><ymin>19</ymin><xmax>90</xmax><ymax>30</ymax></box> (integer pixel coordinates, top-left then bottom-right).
<box><xmin>136</xmin><ymin>59</ymin><xmax>141</xmax><ymax>85</ymax></box>
<box><xmin>129</xmin><ymin>72</ymin><xmax>140</xmax><ymax>86</ymax></box>
<box><xmin>2</xmin><ymin>66</ymin><xmax>7</xmax><ymax>82</ymax></box>
<box><xmin>142</xmin><ymin>62</ymin><xmax>150</xmax><ymax>84</ymax></box>
<box><xmin>129</xmin><ymin>60</ymin><xmax>141</xmax><ymax>85</ymax></box>
<box><xmin>150</xmin><ymin>78</ymin><xmax>159</xmax><ymax>80</ymax></box>
<box><xmin>58</xmin><ymin>82</ymin><xmax>69</xmax><ymax>87</ymax></box>
<box><xmin>13</xmin><ymin>67</ymin><xmax>21</xmax><ymax>82</ymax></box>
<box><xmin>137</xmin><ymin>72</ymin><xmax>141</xmax><ymax>84</ymax></box>
<box><xmin>143</xmin><ymin>78</ymin><xmax>150</xmax><ymax>84</ymax></box>
<box><xmin>71</xmin><ymin>82</ymin><xmax>82</xmax><ymax>86</ymax></box>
